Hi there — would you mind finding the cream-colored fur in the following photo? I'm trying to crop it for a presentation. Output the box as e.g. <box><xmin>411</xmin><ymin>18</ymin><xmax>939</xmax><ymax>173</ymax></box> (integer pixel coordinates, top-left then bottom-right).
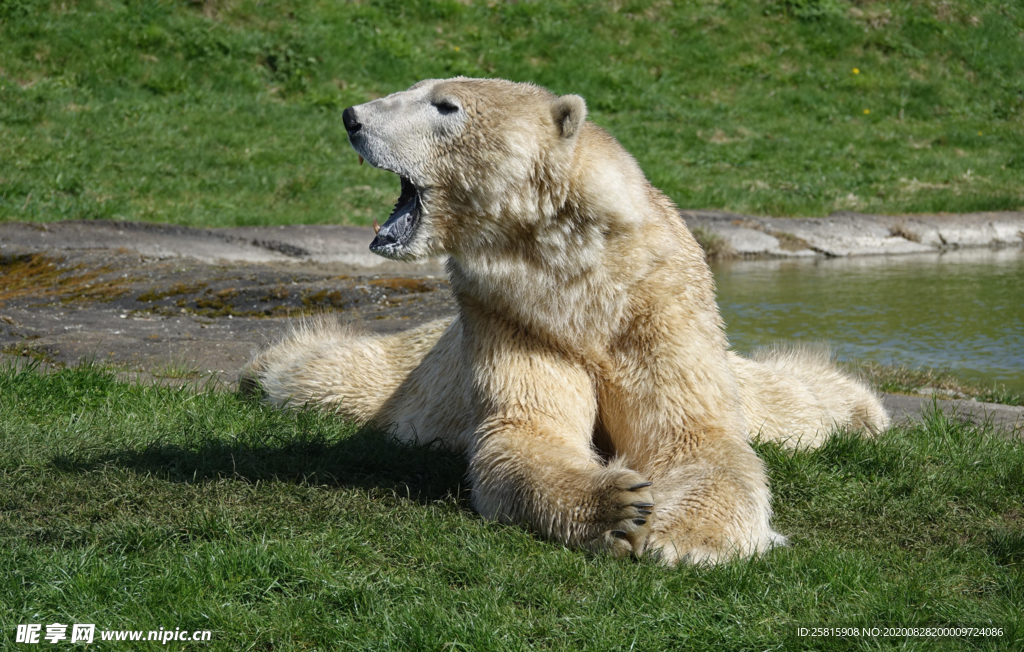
<box><xmin>243</xmin><ymin>78</ymin><xmax>889</xmax><ymax>565</ymax></box>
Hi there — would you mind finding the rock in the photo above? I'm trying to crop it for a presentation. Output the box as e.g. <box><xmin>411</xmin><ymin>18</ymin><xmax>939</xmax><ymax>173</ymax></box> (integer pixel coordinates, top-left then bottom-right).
<box><xmin>680</xmin><ymin>210</ymin><xmax>817</xmax><ymax>257</ymax></box>
<box><xmin>719</xmin><ymin>225</ymin><xmax>779</xmax><ymax>254</ymax></box>
<box><xmin>0</xmin><ymin>220</ymin><xmax>446</xmax><ymax>273</ymax></box>
<box><xmin>680</xmin><ymin>210</ymin><xmax>1024</xmax><ymax>258</ymax></box>
<box><xmin>761</xmin><ymin>214</ymin><xmax>935</xmax><ymax>256</ymax></box>
<box><xmin>5</xmin><ymin>212</ymin><xmax>1021</xmax><ymax>266</ymax></box>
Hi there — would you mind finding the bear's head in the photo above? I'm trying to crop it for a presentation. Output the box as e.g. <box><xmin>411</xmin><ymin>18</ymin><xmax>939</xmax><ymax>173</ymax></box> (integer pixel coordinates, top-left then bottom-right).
<box><xmin>343</xmin><ymin>77</ymin><xmax>587</xmax><ymax>261</ymax></box>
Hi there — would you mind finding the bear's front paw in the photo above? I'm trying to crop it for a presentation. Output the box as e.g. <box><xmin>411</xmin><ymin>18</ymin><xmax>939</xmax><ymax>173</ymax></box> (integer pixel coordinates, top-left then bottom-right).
<box><xmin>584</xmin><ymin>468</ymin><xmax>654</xmax><ymax>558</ymax></box>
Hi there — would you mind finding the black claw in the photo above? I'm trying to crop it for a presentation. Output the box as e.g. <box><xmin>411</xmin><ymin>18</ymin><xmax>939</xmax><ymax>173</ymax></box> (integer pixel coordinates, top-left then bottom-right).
<box><xmin>632</xmin><ymin>518</ymin><xmax>647</xmax><ymax>526</ymax></box>
<box><xmin>631</xmin><ymin>502</ymin><xmax>655</xmax><ymax>509</ymax></box>
<box><xmin>610</xmin><ymin>530</ymin><xmax>629</xmax><ymax>539</ymax></box>
<box><xmin>627</xmin><ymin>481</ymin><xmax>653</xmax><ymax>491</ymax></box>
<box><xmin>636</xmin><ymin>508</ymin><xmax>653</xmax><ymax>516</ymax></box>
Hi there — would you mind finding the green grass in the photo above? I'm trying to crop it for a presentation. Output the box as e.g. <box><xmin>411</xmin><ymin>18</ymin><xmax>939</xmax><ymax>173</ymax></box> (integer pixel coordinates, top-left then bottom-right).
<box><xmin>2</xmin><ymin>363</ymin><xmax>1022</xmax><ymax>650</ymax></box>
<box><xmin>1</xmin><ymin>0</ymin><xmax>1022</xmax><ymax>227</ymax></box>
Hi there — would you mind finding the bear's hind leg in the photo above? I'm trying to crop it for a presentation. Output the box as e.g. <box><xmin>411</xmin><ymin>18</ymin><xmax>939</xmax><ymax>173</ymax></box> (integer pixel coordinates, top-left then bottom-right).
<box><xmin>241</xmin><ymin>316</ymin><xmax>456</xmax><ymax>431</ymax></box>
<box><xmin>730</xmin><ymin>347</ymin><xmax>890</xmax><ymax>448</ymax></box>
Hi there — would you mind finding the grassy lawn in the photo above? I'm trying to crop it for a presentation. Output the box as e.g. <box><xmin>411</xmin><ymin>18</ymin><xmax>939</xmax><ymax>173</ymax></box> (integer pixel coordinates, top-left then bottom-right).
<box><xmin>3</xmin><ymin>2</ymin><xmax>1023</xmax><ymax>649</ymax></box>
<box><xmin>1</xmin><ymin>363</ymin><xmax>1022</xmax><ymax>650</ymax></box>
<box><xmin>1</xmin><ymin>0</ymin><xmax>1022</xmax><ymax>227</ymax></box>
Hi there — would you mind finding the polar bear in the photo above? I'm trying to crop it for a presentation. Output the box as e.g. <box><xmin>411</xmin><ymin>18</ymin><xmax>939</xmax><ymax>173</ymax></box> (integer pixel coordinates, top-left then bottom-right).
<box><xmin>242</xmin><ymin>78</ymin><xmax>889</xmax><ymax>565</ymax></box>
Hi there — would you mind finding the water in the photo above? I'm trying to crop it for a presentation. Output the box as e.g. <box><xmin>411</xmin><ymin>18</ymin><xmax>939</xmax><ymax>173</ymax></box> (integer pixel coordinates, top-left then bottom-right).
<box><xmin>712</xmin><ymin>249</ymin><xmax>1024</xmax><ymax>391</ymax></box>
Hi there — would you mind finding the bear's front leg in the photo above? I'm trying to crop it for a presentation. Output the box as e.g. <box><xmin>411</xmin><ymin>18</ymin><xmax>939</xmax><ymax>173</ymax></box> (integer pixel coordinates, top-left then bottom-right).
<box><xmin>599</xmin><ymin>353</ymin><xmax>787</xmax><ymax>565</ymax></box>
<box><xmin>466</xmin><ymin>339</ymin><xmax>654</xmax><ymax>557</ymax></box>
<box><xmin>471</xmin><ymin>425</ymin><xmax>655</xmax><ymax>556</ymax></box>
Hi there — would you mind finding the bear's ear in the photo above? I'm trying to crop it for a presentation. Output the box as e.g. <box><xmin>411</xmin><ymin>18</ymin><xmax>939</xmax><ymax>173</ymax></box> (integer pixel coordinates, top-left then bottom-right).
<box><xmin>551</xmin><ymin>94</ymin><xmax>587</xmax><ymax>139</ymax></box>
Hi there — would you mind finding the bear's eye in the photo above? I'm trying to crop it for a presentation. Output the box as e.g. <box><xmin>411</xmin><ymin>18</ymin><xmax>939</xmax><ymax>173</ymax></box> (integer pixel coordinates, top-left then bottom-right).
<box><xmin>432</xmin><ymin>99</ymin><xmax>460</xmax><ymax>115</ymax></box>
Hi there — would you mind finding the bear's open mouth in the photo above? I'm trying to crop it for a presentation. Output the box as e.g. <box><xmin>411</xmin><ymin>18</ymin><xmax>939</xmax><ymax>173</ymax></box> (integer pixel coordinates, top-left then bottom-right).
<box><xmin>369</xmin><ymin>175</ymin><xmax>422</xmax><ymax>257</ymax></box>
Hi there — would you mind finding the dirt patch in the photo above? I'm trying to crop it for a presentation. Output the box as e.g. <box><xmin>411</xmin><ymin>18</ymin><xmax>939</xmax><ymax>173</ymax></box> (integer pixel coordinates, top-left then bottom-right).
<box><xmin>367</xmin><ymin>277</ymin><xmax>437</xmax><ymax>293</ymax></box>
<box><xmin>0</xmin><ymin>246</ymin><xmax>456</xmax><ymax>382</ymax></box>
<box><xmin>888</xmin><ymin>223</ymin><xmax>921</xmax><ymax>243</ymax></box>
<box><xmin>137</xmin><ymin>281</ymin><xmax>209</xmax><ymax>302</ymax></box>
<box><xmin>0</xmin><ymin>254</ymin><xmax>131</xmax><ymax>306</ymax></box>
<box><xmin>772</xmin><ymin>231</ymin><xmax>812</xmax><ymax>252</ymax></box>
<box><xmin>1</xmin><ymin>342</ymin><xmax>60</xmax><ymax>365</ymax></box>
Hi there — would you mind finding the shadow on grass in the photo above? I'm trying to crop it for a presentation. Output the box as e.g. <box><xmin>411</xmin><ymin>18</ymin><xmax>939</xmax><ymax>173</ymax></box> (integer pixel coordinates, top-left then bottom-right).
<box><xmin>49</xmin><ymin>417</ymin><xmax>471</xmax><ymax>507</ymax></box>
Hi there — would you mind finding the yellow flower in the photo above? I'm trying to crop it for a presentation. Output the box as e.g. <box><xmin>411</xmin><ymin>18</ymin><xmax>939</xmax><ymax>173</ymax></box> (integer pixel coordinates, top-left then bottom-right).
<box><xmin>852</xmin><ymin>68</ymin><xmax>860</xmax><ymax>74</ymax></box>
<box><xmin>454</xmin><ymin>46</ymin><xmax>460</xmax><ymax>52</ymax></box>
<box><xmin>863</xmin><ymin>109</ymin><xmax>870</xmax><ymax>114</ymax></box>
<box><xmin>978</xmin><ymin>131</ymin><xmax>983</xmax><ymax>135</ymax></box>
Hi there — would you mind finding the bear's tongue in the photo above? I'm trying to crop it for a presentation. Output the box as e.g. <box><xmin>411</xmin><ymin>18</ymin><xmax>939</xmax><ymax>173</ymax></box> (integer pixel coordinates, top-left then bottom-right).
<box><xmin>370</xmin><ymin>176</ymin><xmax>420</xmax><ymax>253</ymax></box>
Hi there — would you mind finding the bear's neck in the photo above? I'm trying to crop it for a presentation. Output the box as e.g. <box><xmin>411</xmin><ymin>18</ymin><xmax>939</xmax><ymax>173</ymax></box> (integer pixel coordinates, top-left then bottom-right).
<box><xmin>447</xmin><ymin>236</ymin><xmax>627</xmax><ymax>350</ymax></box>
<box><xmin>447</xmin><ymin>202</ymin><xmax>714</xmax><ymax>355</ymax></box>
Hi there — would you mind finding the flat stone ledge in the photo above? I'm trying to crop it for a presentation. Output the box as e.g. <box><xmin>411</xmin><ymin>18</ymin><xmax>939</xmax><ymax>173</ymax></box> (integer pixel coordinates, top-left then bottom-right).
<box><xmin>681</xmin><ymin>210</ymin><xmax>1024</xmax><ymax>258</ymax></box>
<box><xmin>3</xmin><ymin>213</ymin><xmax>1022</xmax><ymax>265</ymax></box>
<box><xmin>0</xmin><ymin>220</ymin><xmax>446</xmax><ymax>273</ymax></box>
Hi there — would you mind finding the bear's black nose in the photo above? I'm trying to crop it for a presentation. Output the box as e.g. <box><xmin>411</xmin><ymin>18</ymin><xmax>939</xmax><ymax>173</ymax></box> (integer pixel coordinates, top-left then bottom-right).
<box><xmin>342</xmin><ymin>107</ymin><xmax>361</xmax><ymax>134</ymax></box>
